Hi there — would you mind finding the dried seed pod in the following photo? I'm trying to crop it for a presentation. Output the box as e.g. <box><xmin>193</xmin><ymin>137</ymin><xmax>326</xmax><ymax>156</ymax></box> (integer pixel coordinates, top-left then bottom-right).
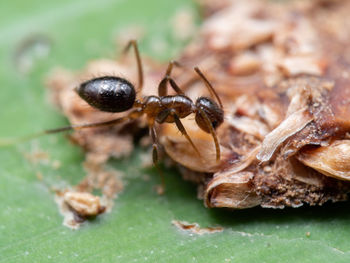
<box><xmin>297</xmin><ymin>140</ymin><xmax>350</xmax><ymax>181</ymax></box>
<box><xmin>256</xmin><ymin>108</ymin><xmax>313</xmax><ymax>162</ymax></box>
<box><xmin>205</xmin><ymin>171</ymin><xmax>261</xmax><ymax>208</ymax></box>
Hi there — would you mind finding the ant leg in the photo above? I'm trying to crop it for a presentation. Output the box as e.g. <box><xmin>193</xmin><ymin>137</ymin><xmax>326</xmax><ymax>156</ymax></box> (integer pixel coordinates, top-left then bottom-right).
<box><xmin>194</xmin><ymin>67</ymin><xmax>223</xmax><ymax>109</ymax></box>
<box><xmin>0</xmin><ymin>110</ymin><xmax>143</xmax><ymax>147</ymax></box>
<box><xmin>172</xmin><ymin>113</ymin><xmax>201</xmax><ymax>158</ymax></box>
<box><xmin>149</xmin><ymin>124</ymin><xmax>165</xmax><ymax>194</ymax></box>
<box><xmin>168</xmin><ymin>78</ymin><xmax>185</xmax><ymax>95</ymax></box>
<box><xmin>156</xmin><ymin>109</ymin><xmax>201</xmax><ymax>158</ymax></box>
<box><xmin>123</xmin><ymin>40</ymin><xmax>144</xmax><ymax>92</ymax></box>
<box><xmin>198</xmin><ymin>108</ymin><xmax>221</xmax><ymax>161</ymax></box>
<box><xmin>158</xmin><ymin>60</ymin><xmax>183</xmax><ymax>96</ymax></box>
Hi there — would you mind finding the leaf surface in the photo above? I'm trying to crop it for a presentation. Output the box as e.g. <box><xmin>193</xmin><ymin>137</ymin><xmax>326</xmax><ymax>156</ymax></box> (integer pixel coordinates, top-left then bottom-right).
<box><xmin>0</xmin><ymin>1</ymin><xmax>350</xmax><ymax>262</ymax></box>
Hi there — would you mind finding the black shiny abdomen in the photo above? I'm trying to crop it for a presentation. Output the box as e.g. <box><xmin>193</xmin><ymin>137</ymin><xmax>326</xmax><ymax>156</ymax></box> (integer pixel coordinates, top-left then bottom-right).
<box><xmin>77</xmin><ymin>76</ymin><xmax>136</xmax><ymax>112</ymax></box>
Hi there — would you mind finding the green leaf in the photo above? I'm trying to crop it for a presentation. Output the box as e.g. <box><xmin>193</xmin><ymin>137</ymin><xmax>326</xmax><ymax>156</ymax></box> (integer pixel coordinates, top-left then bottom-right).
<box><xmin>1</xmin><ymin>0</ymin><xmax>350</xmax><ymax>262</ymax></box>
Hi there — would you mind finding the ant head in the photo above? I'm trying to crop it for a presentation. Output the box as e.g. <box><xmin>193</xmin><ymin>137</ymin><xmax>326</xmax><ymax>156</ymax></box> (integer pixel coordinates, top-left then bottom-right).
<box><xmin>195</xmin><ymin>97</ymin><xmax>224</xmax><ymax>133</ymax></box>
<box><xmin>76</xmin><ymin>76</ymin><xmax>136</xmax><ymax>113</ymax></box>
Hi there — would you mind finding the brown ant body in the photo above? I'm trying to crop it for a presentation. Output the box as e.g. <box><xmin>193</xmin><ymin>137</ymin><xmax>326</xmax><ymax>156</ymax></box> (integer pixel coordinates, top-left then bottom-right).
<box><xmin>2</xmin><ymin>40</ymin><xmax>224</xmax><ymax>170</ymax></box>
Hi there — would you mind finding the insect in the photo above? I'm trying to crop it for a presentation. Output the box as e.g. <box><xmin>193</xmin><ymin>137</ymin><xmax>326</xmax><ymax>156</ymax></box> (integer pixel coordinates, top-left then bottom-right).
<box><xmin>2</xmin><ymin>40</ymin><xmax>224</xmax><ymax>170</ymax></box>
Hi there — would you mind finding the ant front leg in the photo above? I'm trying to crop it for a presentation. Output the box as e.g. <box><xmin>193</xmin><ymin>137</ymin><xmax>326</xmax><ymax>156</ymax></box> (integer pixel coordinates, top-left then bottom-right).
<box><xmin>123</xmin><ymin>40</ymin><xmax>144</xmax><ymax>92</ymax></box>
<box><xmin>172</xmin><ymin>113</ymin><xmax>201</xmax><ymax>158</ymax></box>
<box><xmin>156</xmin><ymin>109</ymin><xmax>201</xmax><ymax>158</ymax></box>
<box><xmin>196</xmin><ymin>108</ymin><xmax>221</xmax><ymax>162</ymax></box>
<box><xmin>158</xmin><ymin>61</ymin><xmax>184</xmax><ymax>96</ymax></box>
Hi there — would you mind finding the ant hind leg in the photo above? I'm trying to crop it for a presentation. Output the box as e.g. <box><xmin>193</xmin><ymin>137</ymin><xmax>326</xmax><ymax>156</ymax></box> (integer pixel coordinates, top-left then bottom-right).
<box><xmin>0</xmin><ymin>109</ymin><xmax>144</xmax><ymax>147</ymax></box>
<box><xmin>123</xmin><ymin>40</ymin><xmax>144</xmax><ymax>93</ymax></box>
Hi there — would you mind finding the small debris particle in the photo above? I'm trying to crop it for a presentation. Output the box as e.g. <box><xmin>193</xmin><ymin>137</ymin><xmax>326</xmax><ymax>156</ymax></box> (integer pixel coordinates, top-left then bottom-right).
<box><xmin>53</xmin><ymin>155</ymin><xmax>124</xmax><ymax>229</ymax></box>
<box><xmin>55</xmin><ymin>190</ymin><xmax>106</xmax><ymax>230</ymax></box>
<box><xmin>63</xmin><ymin>191</ymin><xmax>105</xmax><ymax>217</ymax></box>
<box><xmin>306</xmin><ymin>232</ymin><xmax>311</xmax><ymax>237</ymax></box>
<box><xmin>172</xmin><ymin>220</ymin><xmax>224</xmax><ymax>235</ymax></box>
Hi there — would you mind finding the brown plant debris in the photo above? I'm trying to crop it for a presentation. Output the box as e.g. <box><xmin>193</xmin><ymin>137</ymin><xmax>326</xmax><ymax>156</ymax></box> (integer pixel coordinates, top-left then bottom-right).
<box><xmin>48</xmin><ymin>0</ymin><xmax>350</xmax><ymax>210</ymax></box>
<box><xmin>53</xmin><ymin>152</ymin><xmax>124</xmax><ymax>229</ymax></box>
<box><xmin>54</xmin><ymin>155</ymin><xmax>124</xmax><ymax>229</ymax></box>
<box><xmin>63</xmin><ymin>191</ymin><xmax>105</xmax><ymax>217</ymax></box>
<box><xmin>55</xmin><ymin>190</ymin><xmax>106</xmax><ymax>230</ymax></box>
<box><xmin>172</xmin><ymin>220</ymin><xmax>224</xmax><ymax>235</ymax></box>
<box><xmin>54</xmin><ymin>161</ymin><xmax>123</xmax><ymax>229</ymax></box>
<box><xmin>160</xmin><ymin>0</ymin><xmax>350</xmax><ymax>209</ymax></box>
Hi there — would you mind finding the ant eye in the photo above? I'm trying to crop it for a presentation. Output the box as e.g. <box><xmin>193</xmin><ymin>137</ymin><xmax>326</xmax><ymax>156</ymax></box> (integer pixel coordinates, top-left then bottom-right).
<box><xmin>77</xmin><ymin>76</ymin><xmax>136</xmax><ymax>113</ymax></box>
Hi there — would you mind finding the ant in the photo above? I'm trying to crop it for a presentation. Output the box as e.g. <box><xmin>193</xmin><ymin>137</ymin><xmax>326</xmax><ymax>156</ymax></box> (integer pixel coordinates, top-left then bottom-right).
<box><xmin>2</xmin><ymin>40</ymin><xmax>224</xmax><ymax>174</ymax></box>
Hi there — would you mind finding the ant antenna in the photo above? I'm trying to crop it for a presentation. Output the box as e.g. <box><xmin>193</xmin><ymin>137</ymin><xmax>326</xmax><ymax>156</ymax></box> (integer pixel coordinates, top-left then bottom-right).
<box><xmin>194</xmin><ymin>67</ymin><xmax>223</xmax><ymax>109</ymax></box>
<box><xmin>0</xmin><ymin>110</ymin><xmax>142</xmax><ymax>147</ymax></box>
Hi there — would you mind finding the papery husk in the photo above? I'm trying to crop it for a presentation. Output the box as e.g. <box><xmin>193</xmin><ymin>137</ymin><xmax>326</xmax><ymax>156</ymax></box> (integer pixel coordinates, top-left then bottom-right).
<box><xmin>256</xmin><ymin>107</ymin><xmax>313</xmax><ymax>162</ymax></box>
<box><xmin>297</xmin><ymin>140</ymin><xmax>350</xmax><ymax>181</ymax></box>
<box><xmin>205</xmin><ymin>171</ymin><xmax>261</xmax><ymax>209</ymax></box>
<box><xmin>160</xmin><ymin>119</ymin><xmax>232</xmax><ymax>173</ymax></box>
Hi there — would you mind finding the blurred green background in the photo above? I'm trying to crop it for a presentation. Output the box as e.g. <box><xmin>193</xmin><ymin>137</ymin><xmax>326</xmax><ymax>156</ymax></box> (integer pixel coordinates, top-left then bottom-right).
<box><xmin>1</xmin><ymin>0</ymin><xmax>350</xmax><ymax>262</ymax></box>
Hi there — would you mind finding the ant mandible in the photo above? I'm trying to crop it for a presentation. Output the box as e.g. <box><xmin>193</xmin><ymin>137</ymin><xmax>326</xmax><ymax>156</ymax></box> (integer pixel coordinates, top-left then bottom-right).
<box><xmin>3</xmin><ymin>40</ymin><xmax>224</xmax><ymax>168</ymax></box>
